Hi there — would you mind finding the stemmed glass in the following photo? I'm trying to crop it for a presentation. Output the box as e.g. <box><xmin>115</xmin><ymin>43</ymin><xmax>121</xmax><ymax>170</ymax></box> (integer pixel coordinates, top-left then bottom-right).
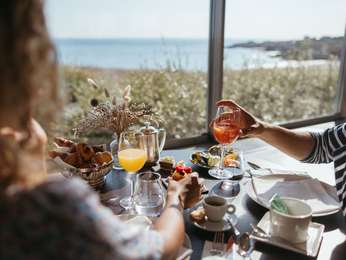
<box><xmin>209</xmin><ymin>106</ymin><xmax>241</xmax><ymax>179</ymax></box>
<box><xmin>118</xmin><ymin>130</ymin><xmax>147</xmax><ymax>211</ymax></box>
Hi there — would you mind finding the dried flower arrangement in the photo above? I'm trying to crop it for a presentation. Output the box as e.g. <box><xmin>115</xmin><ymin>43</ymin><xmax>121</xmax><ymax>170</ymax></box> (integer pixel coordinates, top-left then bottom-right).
<box><xmin>74</xmin><ymin>78</ymin><xmax>155</xmax><ymax>138</ymax></box>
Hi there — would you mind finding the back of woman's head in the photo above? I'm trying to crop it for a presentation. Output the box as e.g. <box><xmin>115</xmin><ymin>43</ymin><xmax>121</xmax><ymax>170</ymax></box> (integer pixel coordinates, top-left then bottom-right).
<box><xmin>0</xmin><ymin>0</ymin><xmax>59</xmax><ymax>192</ymax></box>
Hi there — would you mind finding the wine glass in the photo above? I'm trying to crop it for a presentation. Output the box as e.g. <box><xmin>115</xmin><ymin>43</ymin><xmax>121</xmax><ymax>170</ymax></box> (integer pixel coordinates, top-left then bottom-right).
<box><xmin>118</xmin><ymin>130</ymin><xmax>147</xmax><ymax>211</ymax></box>
<box><xmin>208</xmin><ymin>106</ymin><xmax>241</xmax><ymax>179</ymax></box>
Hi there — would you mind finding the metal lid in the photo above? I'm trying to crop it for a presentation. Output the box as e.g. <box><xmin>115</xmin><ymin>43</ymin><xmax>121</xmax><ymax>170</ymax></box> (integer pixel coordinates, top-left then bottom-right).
<box><xmin>139</xmin><ymin>122</ymin><xmax>157</xmax><ymax>135</ymax></box>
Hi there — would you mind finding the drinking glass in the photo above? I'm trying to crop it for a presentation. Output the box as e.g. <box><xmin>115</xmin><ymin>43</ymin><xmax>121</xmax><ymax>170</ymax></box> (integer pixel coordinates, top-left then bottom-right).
<box><xmin>118</xmin><ymin>131</ymin><xmax>147</xmax><ymax>210</ymax></box>
<box><xmin>134</xmin><ymin>172</ymin><xmax>165</xmax><ymax>216</ymax></box>
<box><xmin>209</xmin><ymin>106</ymin><xmax>241</xmax><ymax>179</ymax></box>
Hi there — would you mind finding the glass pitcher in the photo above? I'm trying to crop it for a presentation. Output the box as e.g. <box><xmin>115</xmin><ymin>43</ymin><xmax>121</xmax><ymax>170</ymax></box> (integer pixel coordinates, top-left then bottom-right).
<box><xmin>134</xmin><ymin>172</ymin><xmax>165</xmax><ymax>216</ymax></box>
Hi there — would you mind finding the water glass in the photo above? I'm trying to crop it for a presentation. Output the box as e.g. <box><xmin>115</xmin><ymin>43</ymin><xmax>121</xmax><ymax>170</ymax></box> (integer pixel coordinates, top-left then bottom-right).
<box><xmin>134</xmin><ymin>172</ymin><xmax>165</xmax><ymax>217</ymax></box>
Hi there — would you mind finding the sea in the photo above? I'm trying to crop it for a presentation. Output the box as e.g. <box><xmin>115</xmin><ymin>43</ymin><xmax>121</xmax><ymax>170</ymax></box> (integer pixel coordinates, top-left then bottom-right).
<box><xmin>54</xmin><ymin>38</ymin><xmax>326</xmax><ymax>71</ymax></box>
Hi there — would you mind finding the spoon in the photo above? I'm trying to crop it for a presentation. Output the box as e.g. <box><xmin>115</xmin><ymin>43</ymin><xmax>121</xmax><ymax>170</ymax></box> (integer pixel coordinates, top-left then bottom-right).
<box><xmin>250</xmin><ymin>223</ymin><xmax>270</xmax><ymax>238</ymax></box>
<box><xmin>237</xmin><ymin>232</ymin><xmax>254</xmax><ymax>258</ymax></box>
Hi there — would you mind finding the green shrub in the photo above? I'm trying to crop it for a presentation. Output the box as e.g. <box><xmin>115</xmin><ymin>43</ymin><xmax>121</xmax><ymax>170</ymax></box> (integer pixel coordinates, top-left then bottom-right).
<box><xmin>58</xmin><ymin>61</ymin><xmax>339</xmax><ymax>142</ymax></box>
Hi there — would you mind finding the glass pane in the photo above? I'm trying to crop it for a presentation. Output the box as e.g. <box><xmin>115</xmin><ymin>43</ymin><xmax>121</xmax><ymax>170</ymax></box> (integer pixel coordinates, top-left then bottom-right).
<box><xmin>45</xmin><ymin>0</ymin><xmax>209</xmax><ymax>141</ymax></box>
<box><xmin>223</xmin><ymin>0</ymin><xmax>344</xmax><ymax>123</ymax></box>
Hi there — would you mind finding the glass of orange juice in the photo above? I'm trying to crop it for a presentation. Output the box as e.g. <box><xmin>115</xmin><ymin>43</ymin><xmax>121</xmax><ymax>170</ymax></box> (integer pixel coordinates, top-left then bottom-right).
<box><xmin>118</xmin><ymin>130</ymin><xmax>147</xmax><ymax>210</ymax></box>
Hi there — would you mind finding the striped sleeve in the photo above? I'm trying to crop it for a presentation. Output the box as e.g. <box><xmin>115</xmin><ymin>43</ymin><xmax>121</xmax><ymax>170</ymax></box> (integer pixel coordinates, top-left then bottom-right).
<box><xmin>301</xmin><ymin>124</ymin><xmax>346</xmax><ymax>164</ymax></box>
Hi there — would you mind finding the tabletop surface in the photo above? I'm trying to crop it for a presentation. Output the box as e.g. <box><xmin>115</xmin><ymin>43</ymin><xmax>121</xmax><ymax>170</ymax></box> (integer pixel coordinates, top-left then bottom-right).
<box><xmin>96</xmin><ymin>123</ymin><xmax>346</xmax><ymax>260</ymax></box>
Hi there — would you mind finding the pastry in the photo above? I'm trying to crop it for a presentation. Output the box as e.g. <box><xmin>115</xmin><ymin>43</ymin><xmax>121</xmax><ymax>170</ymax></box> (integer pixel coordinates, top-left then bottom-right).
<box><xmin>76</xmin><ymin>143</ymin><xmax>95</xmax><ymax>161</ymax></box>
<box><xmin>93</xmin><ymin>151</ymin><xmax>112</xmax><ymax>165</ymax></box>
<box><xmin>190</xmin><ymin>207</ymin><xmax>206</xmax><ymax>223</ymax></box>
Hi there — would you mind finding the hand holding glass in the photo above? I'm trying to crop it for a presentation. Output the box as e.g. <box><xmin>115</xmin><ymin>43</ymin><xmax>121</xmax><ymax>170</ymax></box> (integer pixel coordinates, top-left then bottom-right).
<box><xmin>209</xmin><ymin>106</ymin><xmax>241</xmax><ymax>179</ymax></box>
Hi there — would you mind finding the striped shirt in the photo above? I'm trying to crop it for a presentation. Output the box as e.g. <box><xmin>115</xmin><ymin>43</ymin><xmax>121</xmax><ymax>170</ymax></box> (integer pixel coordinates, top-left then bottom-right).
<box><xmin>302</xmin><ymin>123</ymin><xmax>346</xmax><ymax>216</ymax></box>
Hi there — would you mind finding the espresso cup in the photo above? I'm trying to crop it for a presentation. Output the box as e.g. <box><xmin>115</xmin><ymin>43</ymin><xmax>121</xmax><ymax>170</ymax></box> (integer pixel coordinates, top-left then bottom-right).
<box><xmin>203</xmin><ymin>196</ymin><xmax>233</xmax><ymax>222</ymax></box>
<box><xmin>270</xmin><ymin>197</ymin><xmax>312</xmax><ymax>243</ymax></box>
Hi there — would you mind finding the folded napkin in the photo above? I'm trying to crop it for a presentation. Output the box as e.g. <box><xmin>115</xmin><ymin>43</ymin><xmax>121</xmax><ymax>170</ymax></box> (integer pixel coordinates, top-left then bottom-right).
<box><xmin>252</xmin><ymin>175</ymin><xmax>340</xmax><ymax>214</ymax></box>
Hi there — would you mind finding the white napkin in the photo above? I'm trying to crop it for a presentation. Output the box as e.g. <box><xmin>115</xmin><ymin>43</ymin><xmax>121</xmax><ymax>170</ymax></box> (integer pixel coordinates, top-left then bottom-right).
<box><xmin>252</xmin><ymin>176</ymin><xmax>340</xmax><ymax>214</ymax></box>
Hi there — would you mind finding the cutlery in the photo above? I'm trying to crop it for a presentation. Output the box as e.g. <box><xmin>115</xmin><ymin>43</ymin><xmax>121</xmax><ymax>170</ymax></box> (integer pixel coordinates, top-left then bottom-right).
<box><xmin>247</xmin><ymin>161</ymin><xmax>262</xmax><ymax>170</ymax></box>
<box><xmin>250</xmin><ymin>223</ymin><xmax>299</xmax><ymax>249</ymax></box>
<box><xmin>210</xmin><ymin>232</ymin><xmax>225</xmax><ymax>255</ymax></box>
<box><xmin>250</xmin><ymin>223</ymin><xmax>270</xmax><ymax>238</ymax></box>
<box><xmin>237</xmin><ymin>232</ymin><xmax>254</xmax><ymax>258</ymax></box>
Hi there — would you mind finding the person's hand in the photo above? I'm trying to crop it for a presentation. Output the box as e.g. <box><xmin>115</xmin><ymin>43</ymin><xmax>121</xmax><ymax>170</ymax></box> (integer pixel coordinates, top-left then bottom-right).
<box><xmin>0</xmin><ymin>119</ymin><xmax>47</xmax><ymax>172</ymax></box>
<box><xmin>167</xmin><ymin>173</ymin><xmax>202</xmax><ymax>209</ymax></box>
<box><xmin>216</xmin><ymin>99</ymin><xmax>266</xmax><ymax>138</ymax></box>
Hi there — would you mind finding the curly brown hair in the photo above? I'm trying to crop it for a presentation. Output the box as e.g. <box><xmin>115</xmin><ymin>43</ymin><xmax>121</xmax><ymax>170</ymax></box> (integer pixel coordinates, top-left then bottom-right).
<box><xmin>0</xmin><ymin>0</ymin><xmax>59</xmax><ymax>192</ymax></box>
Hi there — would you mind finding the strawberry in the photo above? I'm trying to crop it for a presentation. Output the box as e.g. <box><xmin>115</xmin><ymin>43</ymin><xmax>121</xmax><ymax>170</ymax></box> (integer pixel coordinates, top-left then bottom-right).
<box><xmin>184</xmin><ymin>166</ymin><xmax>192</xmax><ymax>173</ymax></box>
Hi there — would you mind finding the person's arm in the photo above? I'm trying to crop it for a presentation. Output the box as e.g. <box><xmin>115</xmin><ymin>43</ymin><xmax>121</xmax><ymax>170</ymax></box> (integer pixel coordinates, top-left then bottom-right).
<box><xmin>153</xmin><ymin>188</ymin><xmax>185</xmax><ymax>259</ymax></box>
<box><xmin>154</xmin><ymin>174</ymin><xmax>201</xmax><ymax>259</ymax></box>
<box><xmin>217</xmin><ymin>100</ymin><xmax>315</xmax><ymax>160</ymax></box>
<box><xmin>255</xmin><ymin>122</ymin><xmax>315</xmax><ymax>161</ymax></box>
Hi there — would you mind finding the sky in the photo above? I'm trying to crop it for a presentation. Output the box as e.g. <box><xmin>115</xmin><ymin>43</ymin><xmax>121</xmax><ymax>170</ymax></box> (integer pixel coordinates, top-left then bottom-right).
<box><xmin>46</xmin><ymin>0</ymin><xmax>345</xmax><ymax>40</ymax></box>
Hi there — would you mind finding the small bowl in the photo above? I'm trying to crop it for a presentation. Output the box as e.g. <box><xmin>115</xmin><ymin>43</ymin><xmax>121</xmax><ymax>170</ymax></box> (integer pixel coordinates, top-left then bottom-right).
<box><xmin>61</xmin><ymin>160</ymin><xmax>113</xmax><ymax>189</ymax></box>
<box><xmin>270</xmin><ymin>197</ymin><xmax>312</xmax><ymax>243</ymax></box>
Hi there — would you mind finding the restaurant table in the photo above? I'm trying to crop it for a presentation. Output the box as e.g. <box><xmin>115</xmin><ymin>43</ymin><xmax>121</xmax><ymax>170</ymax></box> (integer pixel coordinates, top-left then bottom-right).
<box><xmin>50</xmin><ymin>123</ymin><xmax>341</xmax><ymax>259</ymax></box>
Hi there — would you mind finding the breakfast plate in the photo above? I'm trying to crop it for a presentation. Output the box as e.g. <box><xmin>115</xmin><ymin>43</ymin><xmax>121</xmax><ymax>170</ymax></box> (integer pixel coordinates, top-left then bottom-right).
<box><xmin>251</xmin><ymin>212</ymin><xmax>324</xmax><ymax>257</ymax></box>
<box><xmin>244</xmin><ymin>174</ymin><xmax>341</xmax><ymax>217</ymax></box>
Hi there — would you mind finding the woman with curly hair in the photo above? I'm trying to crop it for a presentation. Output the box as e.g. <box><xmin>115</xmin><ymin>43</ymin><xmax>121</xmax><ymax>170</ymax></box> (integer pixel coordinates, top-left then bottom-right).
<box><xmin>0</xmin><ymin>1</ymin><xmax>200</xmax><ymax>259</ymax></box>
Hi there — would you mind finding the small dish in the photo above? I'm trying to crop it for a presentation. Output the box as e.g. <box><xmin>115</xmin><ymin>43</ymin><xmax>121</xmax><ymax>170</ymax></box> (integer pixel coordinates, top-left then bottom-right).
<box><xmin>250</xmin><ymin>212</ymin><xmax>324</xmax><ymax>257</ymax></box>
<box><xmin>192</xmin><ymin>215</ymin><xmax>233</xmax><ymax>232</ymax></box>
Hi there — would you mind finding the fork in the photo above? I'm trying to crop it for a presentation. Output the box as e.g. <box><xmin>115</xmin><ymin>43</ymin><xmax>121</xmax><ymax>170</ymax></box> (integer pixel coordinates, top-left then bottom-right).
<box><xmin>210</xmin><ymin>232</ymin><xmax>225</xmax><ymax>255</ymax></box>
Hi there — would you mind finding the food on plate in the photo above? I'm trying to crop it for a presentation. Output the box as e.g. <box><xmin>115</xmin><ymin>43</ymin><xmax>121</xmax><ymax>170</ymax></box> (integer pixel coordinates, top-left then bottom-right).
<box><xmin>49</xmin><ymin>138</ymin><xmax>112</xmax><ymax>168</ymax></box>
<box><xmin>191</xmin><ymin>151</ymin><xmax>220</xmax><ymax>167</ymax></box>
<box><xmin>208</xmin><ymin>145</ymin><xmax>234</xmax><ymax>156</ymax></box>
<box><xmin>184</xmin><ymin>174</ymin><xmax>203</xmax><ymax>208</ymax></box>
<box><xmin>159</xmin><ymin>156</ymin><xmax>176</xmax><ymax>174</ymax></box>
<box><xmin>171</xmin><ymin>161</ymin><xmax>193</xmax><ymax>181</ymax></box>
<box><xmin>224</xmin><ymin>154</ymin><xmax>240</xmax><ymax>168</ymax></box>
<box><xmin>192</xmin><ymin>146</ymin><xmax>239</xmax><ymax>168</ymax></box>
<box><xmin>190</xmin><ymin>207</ymin><xmax>206</xmax><ymax>223</ymax></box>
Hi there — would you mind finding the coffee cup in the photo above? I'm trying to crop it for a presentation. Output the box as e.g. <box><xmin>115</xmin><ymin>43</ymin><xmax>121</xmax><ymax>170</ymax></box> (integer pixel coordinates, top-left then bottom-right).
<box><xmin>203</xmin><ymin>196</ymin><xmax>235</xmax><ymax>222</ymax></box>
<box><xmin>270</xmin><ymin>197</ymin><xmax>312</xmax><ymax>243</ymax></box>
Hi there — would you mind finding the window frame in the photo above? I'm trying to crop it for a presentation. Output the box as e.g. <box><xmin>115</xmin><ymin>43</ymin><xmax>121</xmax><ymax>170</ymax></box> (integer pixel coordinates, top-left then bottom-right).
<box><xmin>166</xmin><ymin>0</ymin><xmax>346</xmax><ymax>148</ymax></box>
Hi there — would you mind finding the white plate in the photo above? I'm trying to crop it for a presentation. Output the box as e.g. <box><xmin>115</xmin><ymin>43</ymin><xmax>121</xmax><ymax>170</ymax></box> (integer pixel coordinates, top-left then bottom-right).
<box><xmin>251</xmin><ymin>212</ymin><xmax>324</xmax><ymax>257</ymax></box>
<box><xmin>244</xmin><ymin>174</ymin><xmax>340</xmax><ymax>217</ymax></box>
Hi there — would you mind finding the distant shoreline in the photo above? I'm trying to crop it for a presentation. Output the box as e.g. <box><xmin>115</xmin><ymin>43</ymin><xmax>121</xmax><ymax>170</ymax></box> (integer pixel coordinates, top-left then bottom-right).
<box><xmin>227</xmin><ymin>36</ymin><xmax>344</xmax><ymax>61</ymax></box>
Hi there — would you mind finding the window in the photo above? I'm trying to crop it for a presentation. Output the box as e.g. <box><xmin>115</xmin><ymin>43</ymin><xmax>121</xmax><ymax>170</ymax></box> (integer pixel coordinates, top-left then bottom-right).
<box><xmin>45</xmin><ymin>0</ymin><xmax>346</xmax><ymax>146</ymax></box>
<box><xmin>46</xmin><ymin>0</ymin><xmax>209</xmax><ymax>141</ymax></box>
<box><xmin>223</xmin><ymin>0</ymin><xmax>345</xmax><ymax>124</ymax></box>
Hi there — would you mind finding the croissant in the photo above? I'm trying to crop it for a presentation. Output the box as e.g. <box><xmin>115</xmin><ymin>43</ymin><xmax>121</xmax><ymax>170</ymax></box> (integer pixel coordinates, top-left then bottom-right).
<box><xmin>54</xmin><ymin>137</ymin><xmax>75</xmax><ymax>148</ymax></box>
<box><xmin>93</xmin><ymin>151</ymin><xmax>112</xmax><ymax>165</ymax></box>
<box><xmin>76</xmin><ymin>143</ymin><xmax>95</xmax><ymax>161</ymax></box>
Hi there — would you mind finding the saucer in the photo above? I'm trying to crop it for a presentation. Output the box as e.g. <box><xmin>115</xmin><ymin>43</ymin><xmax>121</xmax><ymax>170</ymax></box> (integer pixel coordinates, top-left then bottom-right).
<box><xmin>251</xmin><ymin>212</ymin><xmax>324</xmax><ymax>257</ymax></box>
<box><xmin>191</xmin><ymin>214</ymin><xmax>236</xmax><ymax>232</ymax></box>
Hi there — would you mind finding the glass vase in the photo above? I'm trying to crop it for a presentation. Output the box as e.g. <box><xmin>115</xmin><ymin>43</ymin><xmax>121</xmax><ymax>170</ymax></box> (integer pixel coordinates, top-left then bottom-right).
<box><xmin>110</xmin><ymin>133</ymin><xmax>122</xmax><ymax>170</ymax></box>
